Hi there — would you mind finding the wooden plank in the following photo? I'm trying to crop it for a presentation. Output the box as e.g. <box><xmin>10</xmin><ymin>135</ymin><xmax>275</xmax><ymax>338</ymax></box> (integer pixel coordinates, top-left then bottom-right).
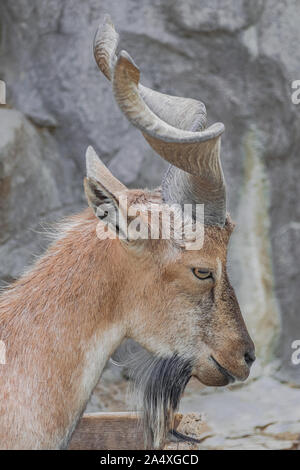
<box><xmin>68</xmin><ymin>412</ymin><xmax>144</xmax><ymax>450</ymax></box>
<box><xmin>68</xmin><ymin>411</ymin><xmax>182</xmax><ymax>450</ymax></box>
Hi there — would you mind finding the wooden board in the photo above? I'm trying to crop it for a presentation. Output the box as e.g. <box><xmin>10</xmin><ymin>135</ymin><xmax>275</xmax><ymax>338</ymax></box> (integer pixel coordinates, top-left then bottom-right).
<box><xmin>68</xmin><ymin>412</ymin><xmax>144</xmax><ymax>450</ymax></box>
<box><xmin>68</xmin><ymin>411</ymin><xmax>182</xmax><ymax>450</ymax></box>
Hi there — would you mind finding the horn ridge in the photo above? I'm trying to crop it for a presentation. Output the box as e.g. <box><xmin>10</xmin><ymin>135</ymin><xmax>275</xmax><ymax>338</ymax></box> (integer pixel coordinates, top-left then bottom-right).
<box><xmin>93</xmin><ymin>14</ymin><xmax>119</xmax><ymax>81</ymax></box>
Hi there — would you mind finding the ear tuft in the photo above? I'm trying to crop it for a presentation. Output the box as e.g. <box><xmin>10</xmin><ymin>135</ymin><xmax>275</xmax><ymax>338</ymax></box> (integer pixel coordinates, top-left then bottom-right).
<box><xmin>84</xmin><ymin>177</ymin><xmax>116</xmax><ymax>213</ymax></box>
<box><xmin>84</xmin><ymin>177</ymin><xmax>129</xmax><ymax>240</ymax></box>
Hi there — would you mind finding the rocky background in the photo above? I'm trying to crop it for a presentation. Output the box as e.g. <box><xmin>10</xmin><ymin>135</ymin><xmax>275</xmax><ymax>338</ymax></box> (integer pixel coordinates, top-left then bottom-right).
<box><xmin>0</xmin><ymin>0</ymin><xmax>299</xmax><ymax>394</ymax></box>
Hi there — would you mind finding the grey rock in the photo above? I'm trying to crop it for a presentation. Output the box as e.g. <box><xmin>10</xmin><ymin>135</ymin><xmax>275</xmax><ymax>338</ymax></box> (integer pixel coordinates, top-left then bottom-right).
<box><xmin>0</xmin><ymin>0</ymin><xmax>299</xmax><ymax>381</ymax></box>
<box><xmin>179</xmin><ymin>375</ymin><xmax>300</xmax><ymax>449</ymax></box>
<box><xmin>0</xmin><ymin>109</ymin><xmax>79</xmax><ymax>283</ymax></box>
<box><xmin>164</xmin><ymin>0</ymin><xmax>264</xmax><ymax>34</ymax></box>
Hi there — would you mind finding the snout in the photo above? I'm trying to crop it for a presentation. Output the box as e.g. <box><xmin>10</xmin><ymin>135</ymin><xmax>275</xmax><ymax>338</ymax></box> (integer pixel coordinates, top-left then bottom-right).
<box><xmin>195</xmin><ymin>342</ymin><xmax>256</xmax><ymax>387</ymax></box>
<box><xmin>194</xmin><ymin>277</ymin><xmax>256</xmax><ymax>387</ymax></box>
<box><xmin>210</xmin><ymin>346</ymin><xmax>256</xmax><ymax>384</ymax></box>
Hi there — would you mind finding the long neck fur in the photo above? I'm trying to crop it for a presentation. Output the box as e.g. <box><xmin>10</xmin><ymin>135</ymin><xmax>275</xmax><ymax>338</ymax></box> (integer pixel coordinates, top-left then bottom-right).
<box><xmin>0</xmin><ymin>209</ymin><xmax>125</xmax><ymax>449</ymax></box>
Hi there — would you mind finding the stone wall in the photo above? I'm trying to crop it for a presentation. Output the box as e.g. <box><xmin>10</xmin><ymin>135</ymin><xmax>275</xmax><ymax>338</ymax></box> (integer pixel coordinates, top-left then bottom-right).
<box><xmin>0</xmin><ymin>0</ymin><xmax>299</xmax><ymax>382</ymax></box>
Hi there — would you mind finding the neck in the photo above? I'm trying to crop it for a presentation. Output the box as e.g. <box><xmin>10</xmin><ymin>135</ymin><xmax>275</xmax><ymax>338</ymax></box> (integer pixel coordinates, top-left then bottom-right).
<box><xmin>0</xmin><ymin>209</ymin><xmax>125</xmax><ymax>449</ymax></box>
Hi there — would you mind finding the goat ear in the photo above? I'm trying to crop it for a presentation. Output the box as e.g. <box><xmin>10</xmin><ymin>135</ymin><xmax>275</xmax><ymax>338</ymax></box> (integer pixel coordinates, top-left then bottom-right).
<box><xmin>84</xmin><ymin>147</ymin><xmax>150</xmax><ymax>244</ymax></box>
<box><xmin>84</xmin><ymin>176</ymin><xmax>117</xmax><ymax>214</ymax></box>
<box><xmin>84</xmin><ymin>146</ymin><xmax>129</xmax><ymax>239</ymax></box>
<box><xmin>84</xmin><ymin>177</ymin><xmax>128</xmax><ymax>239</ymax></box>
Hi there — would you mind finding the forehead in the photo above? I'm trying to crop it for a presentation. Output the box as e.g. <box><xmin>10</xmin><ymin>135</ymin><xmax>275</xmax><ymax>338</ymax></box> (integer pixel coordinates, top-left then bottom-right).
<box><xmin>154</xmin><ymin>223</ymin><xmax>232</xmax><ymax>273</ymax></box>
<box><xmin>182</xmin><ymin>226</ymin><xmax>230</xmax><ymax>265</ymax></box>
<box><xmin>127</xmin><ymin>190</ymin><xmax>235</xmax><ymax>266</ymax></box>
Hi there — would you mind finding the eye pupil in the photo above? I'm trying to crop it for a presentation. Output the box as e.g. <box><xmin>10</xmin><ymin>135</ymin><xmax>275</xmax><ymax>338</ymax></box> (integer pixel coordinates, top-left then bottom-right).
<box><xmin>192</xmin><ymin>268</ymin><xmax>212</xmax><ymax>280</ymax></box>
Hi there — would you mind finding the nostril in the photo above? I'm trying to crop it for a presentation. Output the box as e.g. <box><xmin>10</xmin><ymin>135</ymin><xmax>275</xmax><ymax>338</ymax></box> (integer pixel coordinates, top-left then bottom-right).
<box><xmin>244</xmin><ymin>351</ymin><xmax>256</xmax><ymax>367</ymax></box>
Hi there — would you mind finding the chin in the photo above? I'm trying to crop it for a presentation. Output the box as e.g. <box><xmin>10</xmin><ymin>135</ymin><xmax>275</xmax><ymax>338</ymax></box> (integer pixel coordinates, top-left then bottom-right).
<box><xmin>193</xmin><ymin>358</ymin><xmax>236</xmax><ymax>387</ymax></box>
<box><xmin>193</xmin><ymin>372</ymin><xmax>231</xmax><ymax>387</ymax></box>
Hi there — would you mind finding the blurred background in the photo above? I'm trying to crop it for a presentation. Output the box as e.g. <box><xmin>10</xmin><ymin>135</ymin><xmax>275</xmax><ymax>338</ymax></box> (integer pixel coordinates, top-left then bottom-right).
<box><xmin>0</xmin><ymin>0</ymin><xmax>299</xmax><ymax>449</ymax></box>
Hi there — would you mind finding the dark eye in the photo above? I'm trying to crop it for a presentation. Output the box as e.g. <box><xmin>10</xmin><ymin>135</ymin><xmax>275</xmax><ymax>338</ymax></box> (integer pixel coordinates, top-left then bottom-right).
<box><xmin>192</xmin><ymin>268</ymin><xmax>213</xmax><ymax>280</ymax></box>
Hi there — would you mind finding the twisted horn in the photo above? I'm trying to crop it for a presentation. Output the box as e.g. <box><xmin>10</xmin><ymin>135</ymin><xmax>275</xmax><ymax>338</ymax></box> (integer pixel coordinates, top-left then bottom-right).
<box><xmin>93</xmin><ymin>15</ymin><xmax>226</xmax><ymax>226</ymax></box>
<box><xmin>93</xmin><ymin>14</ymin><xmax>118</xmax><ymax>80</ymax></box>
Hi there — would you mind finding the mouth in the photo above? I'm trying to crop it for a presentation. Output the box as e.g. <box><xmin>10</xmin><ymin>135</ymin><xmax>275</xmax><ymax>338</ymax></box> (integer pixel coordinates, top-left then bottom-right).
<box><xmin>210</xmin><ymin>355</ymin><xmax>236</xmax><ymax>384</ymax></box>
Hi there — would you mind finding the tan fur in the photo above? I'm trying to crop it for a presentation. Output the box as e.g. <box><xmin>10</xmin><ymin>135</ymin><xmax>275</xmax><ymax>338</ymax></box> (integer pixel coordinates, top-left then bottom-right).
<box><xmin>0</xmin><ymin>210</ymin><xmax>124</xmax><ymax>448</ymax></box>
<box><xmin>0</xmin><ymin>184</ymin><xmax>253</xmax><ymax>448</ymax></box>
